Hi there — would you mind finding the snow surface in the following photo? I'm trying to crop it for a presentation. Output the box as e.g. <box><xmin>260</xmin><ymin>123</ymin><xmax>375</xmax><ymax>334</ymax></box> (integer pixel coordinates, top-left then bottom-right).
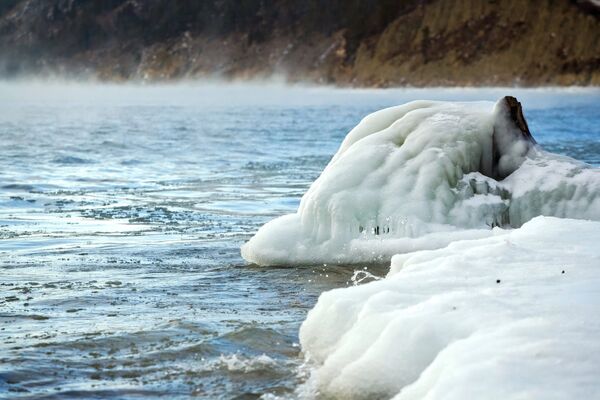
<box><xmin>242</xmin><ymin>98</ymin><xmax>600</xmax><ymax>266</ymax></box>
<box><xmin>299</xmin><ymin>216</ymin><xmax>600</xmax><ymax>400</ymax></box>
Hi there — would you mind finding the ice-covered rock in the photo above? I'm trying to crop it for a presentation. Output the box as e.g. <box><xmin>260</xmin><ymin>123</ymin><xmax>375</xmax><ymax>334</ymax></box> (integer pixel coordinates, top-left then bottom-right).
<box><xmin>242</xmin><ymin>97</ymin><xmax>600</xmax><ymax>266</ymax></box>
<box><xmin>298</xmin><ymin>216</ymin><xmax>600</xmax><ymax>400</ymax></box>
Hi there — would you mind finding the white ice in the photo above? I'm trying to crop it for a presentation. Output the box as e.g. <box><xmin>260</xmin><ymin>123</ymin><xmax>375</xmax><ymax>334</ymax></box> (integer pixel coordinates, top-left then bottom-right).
<box><xmin>242</xmin><ymin>98</ymin><xmax>600</xmax><ymax>266</ymax></box>
<box><xmin>243</xmin><ymin>97</ymin><xmax>600</xmax><ymax>398</ymax></box>
<box><xmin>299</xmin><ymin>216</ymin><xmax>600</xmax><ymax>400</ymax></box>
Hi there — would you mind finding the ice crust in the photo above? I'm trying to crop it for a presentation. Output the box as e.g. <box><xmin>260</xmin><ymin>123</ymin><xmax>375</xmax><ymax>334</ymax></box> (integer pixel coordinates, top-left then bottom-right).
<box><xmin>299</xmin><ymin>216</ymin><xmax>600</xmax><ymax>400</ymax></box>
<box><xmin>241</xmin><ymin>99</ymin><xmax>600</xmax><ymax>266</ymax></box>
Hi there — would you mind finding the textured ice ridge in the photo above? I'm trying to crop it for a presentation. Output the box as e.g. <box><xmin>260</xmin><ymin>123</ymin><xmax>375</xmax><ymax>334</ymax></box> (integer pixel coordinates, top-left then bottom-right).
<box><xmin>242</xmin><ymin>97</ymin><xmax>600</xmax><ymax>265</ymax></box>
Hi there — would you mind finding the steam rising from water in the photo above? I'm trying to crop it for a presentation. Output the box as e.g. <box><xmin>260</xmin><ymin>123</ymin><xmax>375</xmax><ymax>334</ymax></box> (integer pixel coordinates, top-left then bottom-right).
<box><xmin>2</xmin><ymin>80</ymin><xmax>599</xmax><ymax>107</ymax></box>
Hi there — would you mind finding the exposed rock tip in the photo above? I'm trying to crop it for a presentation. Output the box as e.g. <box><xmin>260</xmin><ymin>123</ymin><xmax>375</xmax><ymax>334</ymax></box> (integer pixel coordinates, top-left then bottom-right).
<box><xmin>489</xmin><ymin>96</ymin><xmax>538</xmax><ymax>181</ymax></box>
<box><xmin>502</xmin><ymin>96</ymin><xmax>536</xmax><ymax>144</ymax></box>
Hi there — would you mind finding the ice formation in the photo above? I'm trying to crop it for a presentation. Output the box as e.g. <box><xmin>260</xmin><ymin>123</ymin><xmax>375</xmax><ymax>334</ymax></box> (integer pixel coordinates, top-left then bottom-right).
<box><xmin>242</xmin><ymin>97</ymin><xmax>600</xmax><ymax>265</ymax></box>
<box><xmin>299</xmin><ymin>216</ymin><xmax>600</xmax><ymax>399</ymax></box>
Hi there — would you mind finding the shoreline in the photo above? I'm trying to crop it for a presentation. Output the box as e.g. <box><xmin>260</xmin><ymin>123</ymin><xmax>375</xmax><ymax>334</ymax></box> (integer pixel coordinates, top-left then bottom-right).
<box><xmin>2</xmin><ymin>76</ymin><xmax>600</xmax><ymax>89</ymax></box>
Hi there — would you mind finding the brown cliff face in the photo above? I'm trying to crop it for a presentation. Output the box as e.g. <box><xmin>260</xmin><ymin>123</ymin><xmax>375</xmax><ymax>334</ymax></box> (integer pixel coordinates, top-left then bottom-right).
<box><xmin>351</xmin><ymin>0</ymin><xmax>600</xmax><ymax>86</ymax></box>
<box><xmin>0</xmin><ymin>0</ymin><xmax>598</xmax><ymax>86</ymax></box>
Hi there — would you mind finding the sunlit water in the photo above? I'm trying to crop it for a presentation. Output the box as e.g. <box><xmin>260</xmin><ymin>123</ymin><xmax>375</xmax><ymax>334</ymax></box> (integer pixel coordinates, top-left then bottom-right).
<box><xmin>1</xmin><ymin>83</ymin><xmax>598</xmax><ymax>399</ymax></box>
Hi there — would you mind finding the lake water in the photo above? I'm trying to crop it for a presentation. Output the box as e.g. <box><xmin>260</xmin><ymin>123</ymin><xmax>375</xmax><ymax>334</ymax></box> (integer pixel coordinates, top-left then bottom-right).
<box><xmin>1</xmin><ymin>83</ymin><xmax>599</xmax><ymax>399</ymax></box>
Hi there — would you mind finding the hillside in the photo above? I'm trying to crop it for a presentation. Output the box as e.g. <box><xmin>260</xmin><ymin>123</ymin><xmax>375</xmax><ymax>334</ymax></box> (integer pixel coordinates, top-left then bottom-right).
<box><xmin>0</xmin><ymin>0</ymin><xmax>598</xmax><ymax>86</ymax></box>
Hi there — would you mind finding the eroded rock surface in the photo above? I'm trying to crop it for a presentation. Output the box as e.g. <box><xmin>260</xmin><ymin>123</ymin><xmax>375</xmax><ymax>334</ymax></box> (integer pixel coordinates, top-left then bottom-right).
<box><xmin>0</xmin><ymin>0</ymin><xmax>598</xmax><ymax>85</ymax></box>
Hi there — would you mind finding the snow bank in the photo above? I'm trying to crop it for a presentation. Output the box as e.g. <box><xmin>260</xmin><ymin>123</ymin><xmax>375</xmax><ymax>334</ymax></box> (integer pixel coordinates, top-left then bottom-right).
<box><xmin>299</xmin><ymin>216</ymin><xmax>600</xmax><ymax>400</ymax></box>
<box><xmin>242</xmin><ymin>97</ymin><xmax>600</xmax><ymax>266</ymax></box>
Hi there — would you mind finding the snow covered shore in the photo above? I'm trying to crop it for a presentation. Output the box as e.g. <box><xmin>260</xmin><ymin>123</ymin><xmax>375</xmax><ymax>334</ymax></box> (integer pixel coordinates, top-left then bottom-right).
<box><xmin>299</xmin><ymin>216</ymin><xmax>600</xmax><ymax>399</ymax></box>
<box><xmin>242</xmin><ymin>98</ymin><xmax>600</xmax><ymax>266</ymax></box>
<box><xmin>240</xmin><ymin>96</ymin><xmax>600</xmax><ymax>399</ymax></box>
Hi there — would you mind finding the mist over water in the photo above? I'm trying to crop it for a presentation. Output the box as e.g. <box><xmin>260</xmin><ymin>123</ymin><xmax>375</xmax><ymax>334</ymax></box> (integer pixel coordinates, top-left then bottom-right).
<box><xmin>1</xmin><ymin>83</ymin><xmax>599</xmax><ymax>399</ymax></box>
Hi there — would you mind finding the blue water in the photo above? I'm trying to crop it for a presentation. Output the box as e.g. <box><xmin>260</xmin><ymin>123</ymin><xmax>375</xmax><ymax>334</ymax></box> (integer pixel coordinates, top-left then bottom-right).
<box><xmin>1</xmin><ymin>83</ymin><xmax>599</xmax><ymax>399</ymax></box>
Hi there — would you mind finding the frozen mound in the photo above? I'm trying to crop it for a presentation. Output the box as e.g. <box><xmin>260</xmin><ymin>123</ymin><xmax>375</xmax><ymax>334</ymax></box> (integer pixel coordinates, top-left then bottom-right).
<box><xmin>299</xmin><ymin>216</ymin><xmax>600</xmax><ymax>400</ymax></box>
<box><xmin>242</xmin><ymin>97</ymin><xmax>600</xmax><ymax>265</ymax></box>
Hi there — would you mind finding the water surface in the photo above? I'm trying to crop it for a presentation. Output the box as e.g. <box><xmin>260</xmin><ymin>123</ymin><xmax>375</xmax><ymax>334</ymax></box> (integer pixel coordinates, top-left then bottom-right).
<box><xmin>1</xmin><ymin>83</ymin><xmax>598</xmax><ymax>399</ymax></box>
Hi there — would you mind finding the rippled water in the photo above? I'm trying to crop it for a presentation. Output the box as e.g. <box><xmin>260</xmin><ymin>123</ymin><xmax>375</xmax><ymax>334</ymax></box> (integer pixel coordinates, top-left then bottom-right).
<box><xmin>1</xmin><ymin>83</ymin><xmax>598</xmax><ymax>399</ymax></box>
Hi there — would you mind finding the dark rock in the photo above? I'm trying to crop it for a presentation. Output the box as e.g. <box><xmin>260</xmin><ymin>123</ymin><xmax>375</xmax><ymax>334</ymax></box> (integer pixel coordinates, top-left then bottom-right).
<box><xmin>503</xmin><ymin>96</ymin><xmax>537</xmax><ymax>144</ymax></box>
<box><xmin>490</xmin><ymin>96</ymin><xmax>538</xmax><ymax>180</ymax></box>
<box><xmin>574</xmin><ymin>0</ymin><xmax>600</xmax><ymax>15</ymax></box>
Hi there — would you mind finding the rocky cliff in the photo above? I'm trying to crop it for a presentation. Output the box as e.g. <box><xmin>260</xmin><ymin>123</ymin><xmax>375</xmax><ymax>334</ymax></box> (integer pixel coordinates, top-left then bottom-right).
<box><xmin>0</xmin><ymin>0</ymin><xmax>598</xmax><ymax>86</ymax></box>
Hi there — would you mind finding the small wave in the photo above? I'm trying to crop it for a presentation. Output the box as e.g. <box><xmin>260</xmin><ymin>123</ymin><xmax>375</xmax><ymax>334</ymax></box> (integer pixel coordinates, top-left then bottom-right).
<box><xmin>120</xmin><ymin>159</ymin><xmax>146</xmax><ymax>166</ymax></box>
<box><xmin>244</xmin><ymin>161</ymin><xmax>291</xmax><ymax>171</ymax></box>
<box><xmin>214</xmin><ymin>325</ymin><xmax>300</xmax><ymax>360</ymax></box>
<box><xmin>52</xmin><ymin>155</ymin><xmax>94</xmax><ymax>165</ymax></box>
<box><xmin>1</xmin><ymin>183</ymin><xmax>36</xmax><ymax>191</ymax></box>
